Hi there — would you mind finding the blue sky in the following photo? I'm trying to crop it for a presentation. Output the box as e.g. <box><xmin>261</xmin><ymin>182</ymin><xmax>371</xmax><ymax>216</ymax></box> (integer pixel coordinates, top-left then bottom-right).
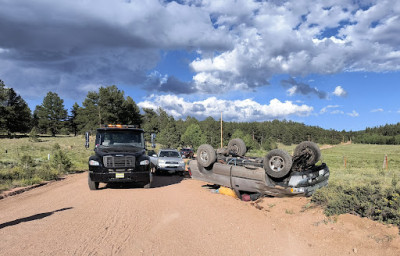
<box><xmin>0</xmin><ymin>0</ymin><xmax>399</xmax><ymax>131</ymax></box>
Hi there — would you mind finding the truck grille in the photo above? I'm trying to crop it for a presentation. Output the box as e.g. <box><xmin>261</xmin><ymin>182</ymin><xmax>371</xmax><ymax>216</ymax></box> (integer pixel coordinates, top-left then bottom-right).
<box><xmin>103</xmin><ymin>155</ymin><xmax>135</xmax><ymax>168</ymax></box>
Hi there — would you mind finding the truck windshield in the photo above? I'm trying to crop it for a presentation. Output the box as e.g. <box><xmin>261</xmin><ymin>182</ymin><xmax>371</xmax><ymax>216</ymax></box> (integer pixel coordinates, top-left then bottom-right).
<box><xmin>96</xmin><ymin>130</ymin><xmax>145</xmax><ymax>148</ymax></box>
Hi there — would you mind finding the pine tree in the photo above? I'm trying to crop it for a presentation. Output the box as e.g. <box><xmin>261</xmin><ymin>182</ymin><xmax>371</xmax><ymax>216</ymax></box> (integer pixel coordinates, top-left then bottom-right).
<box><xmin>120</xmin><ymin>96</ymin><xmax>142</xmax><ymax>125</ymax></box>
<box><xmin>0</xmin><ymin>80</ymin><xmax>32</xmax><ymax>135</ymax></box>
<box><xmin>35</xmin><ymin>92</ymin><xmax>67</xmax><ymax>136</ymax></box>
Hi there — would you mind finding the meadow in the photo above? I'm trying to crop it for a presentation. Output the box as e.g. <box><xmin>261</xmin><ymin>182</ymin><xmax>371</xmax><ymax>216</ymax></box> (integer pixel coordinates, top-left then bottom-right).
<box><xmin>0</xmin><ymin>135</ymin><xmax>92</xmax><ymax>192</ymax></box>
<box><xmin>1</xmin><ymin>137</ymin><xmax>399</xmax><ymax>228</ymax></box>
<box><xmin>249</xmin><ymin>143</ymin><xmax>400</xmax><ymax>228</ymax></box>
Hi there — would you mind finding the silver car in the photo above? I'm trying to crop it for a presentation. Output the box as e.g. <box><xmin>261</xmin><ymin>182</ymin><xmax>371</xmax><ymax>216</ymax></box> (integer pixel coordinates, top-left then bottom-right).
<box><xmin>153</xmin><ymin>149</ymin><xmax>185</xmax><ymax>174</ymax></box>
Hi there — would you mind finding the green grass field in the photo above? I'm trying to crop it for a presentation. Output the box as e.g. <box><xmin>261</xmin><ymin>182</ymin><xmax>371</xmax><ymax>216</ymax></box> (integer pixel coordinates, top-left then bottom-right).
<box><xmin>0</xmin><ymin>135</ymin><xmax>92</xmax><ymax>192</ymax></box>
<box><xmin>319</xmin><ymin>143</ymin><xmax>400</xmax><ymax>187</ymax></box>
<box><xmin>250</xmin><ymin>143</ymin><xmax>400</xmax><ymax>187</ymax></box>
<box><xmin>1</xmin><ymin>138</ymin><xmax>399</xmax><ymax>228</ymax></box>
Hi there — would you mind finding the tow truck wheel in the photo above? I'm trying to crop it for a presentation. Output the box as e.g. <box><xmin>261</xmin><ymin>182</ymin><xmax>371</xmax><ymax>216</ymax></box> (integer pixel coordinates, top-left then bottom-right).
<box><xmin>227</xmin><ymin>138</ymin><xmax>247</xmax><ymax>156</ymax></box>
<box><xmin>88</xmin><ymin>175</ymin><xmax>99</xmax><ymax>190</ymax></box>
<box><xmin>197</xmin><ymin>144</ymin><xmax>217</xmax><ymax>168</ymax></box>
<box><xmin>143</xmin><ymin>172</ymin><xmax>153</xmax><ymax>189</ymax></box>
<box><xmin>294</xmin><ymin>141</ymin><xmax>321</xmax><ymax>166</ymax></box>
<box><xmin>264</xmin><ymin>149</ymin><xmax>292</xmax><ymax>178</ymax></box>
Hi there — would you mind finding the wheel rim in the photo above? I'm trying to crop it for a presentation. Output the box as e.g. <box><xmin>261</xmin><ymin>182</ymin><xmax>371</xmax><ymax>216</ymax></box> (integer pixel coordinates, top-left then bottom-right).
<box><xmin>200</xmin><ymin>150</ymin><xmax>208</xmax><ymax>162</ymax></box>
<box><xmin>231</xmin><ymin>145</ymin><xmax>239</xmax><ymax>154</ymax></box>
<box><xmin>269</xmin><ymin>156</ymin><xmax>285</xmax><ymax>172</ymax></box>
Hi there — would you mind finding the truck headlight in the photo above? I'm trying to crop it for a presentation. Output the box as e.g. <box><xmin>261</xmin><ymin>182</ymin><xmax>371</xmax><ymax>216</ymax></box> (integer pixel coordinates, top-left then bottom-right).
<box><xmin>89</xmin><ymin>160</ymin><xmax>100</xmax><ymax>166</ymax></box>
<box><xmin>140</xmin><ymin>160</ymin><xmax>150</xmax><ymax>165</ymax></box>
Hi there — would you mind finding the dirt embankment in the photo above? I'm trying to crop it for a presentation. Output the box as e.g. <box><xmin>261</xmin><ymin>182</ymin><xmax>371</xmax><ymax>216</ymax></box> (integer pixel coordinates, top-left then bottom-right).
<box><xmin>0</xmin><ymin>172</ymin><xmax>399</xmax><ymax>256</ymax></box>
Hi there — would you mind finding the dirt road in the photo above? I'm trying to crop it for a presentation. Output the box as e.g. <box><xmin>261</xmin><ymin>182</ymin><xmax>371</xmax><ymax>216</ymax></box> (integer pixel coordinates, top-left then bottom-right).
<box><xmin>1</xmin><ymin>172</ymin><xmax>399</xmax><ymax>256</ymax></box>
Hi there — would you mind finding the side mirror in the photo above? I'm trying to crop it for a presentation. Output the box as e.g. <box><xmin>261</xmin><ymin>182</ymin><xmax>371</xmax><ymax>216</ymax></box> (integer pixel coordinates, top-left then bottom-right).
<box><xmin>152</xmin><ymin>154</ymin><xmax>157</xmax><ymax>158</ymax></box>
<box><xmin>151</xmin><ymin>133</ymin><xmax>156</xmax><ymax>148</ymax></box>
<box><xmin>85</xmin><ymin>132</ymin><xmax>90</xmax><ymax>149</ymax></box>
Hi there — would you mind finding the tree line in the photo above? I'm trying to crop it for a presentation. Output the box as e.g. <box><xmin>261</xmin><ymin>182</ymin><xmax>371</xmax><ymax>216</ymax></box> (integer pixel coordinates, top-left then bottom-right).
<box><xmin>1</xmin><ymin>80</ymin><xmax>399</xmax><ymax>147</ymax></box>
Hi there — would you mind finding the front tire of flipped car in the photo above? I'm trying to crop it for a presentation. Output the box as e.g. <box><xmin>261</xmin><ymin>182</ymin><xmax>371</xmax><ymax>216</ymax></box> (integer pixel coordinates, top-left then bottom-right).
<box><xmin>197</xmin><ymin>144</ymin><xmax>217</xmax><ymax>168</ymax></box>
<box><xmin>264</xmin><ymin>149</ymin><xmax>293</xmax><ymax>178</ymax></box>
<box><xmin>88</xmin><ymin>174</ymin><xmax>99</xmax><ymax>190</ymax></box>
<box><xmin>293</xmin><ymin>141</ymin><xmax>321</xmax><ymax>166</ymax></box>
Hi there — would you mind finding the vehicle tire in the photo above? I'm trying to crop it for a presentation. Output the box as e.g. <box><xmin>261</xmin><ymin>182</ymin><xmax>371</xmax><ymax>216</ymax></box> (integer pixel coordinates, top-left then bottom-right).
<box><xmin>197</xmin><ymin>144</ymin><xmax>217</xmax><ymax>168</ymax></box>
<box><xmin>88</xmin><ymin>175</ymin><xmax>99</xmax><ymax>190</ymax></box>
<box><xmin>263</xmin><ymin>149</ymin><xmax>293</xmax><ymax>178</ymax></box>
<box><xmin>143</xmin><ymin>172</ymin><xmax>153</xmax><ymax>188</ymax></box>
<box><xmin>227</xmin><ymin>138</ymin><xmax>247</xmax><ymax>156</ymax></box>
<box><xmin>293</xmin><ymin>141</ymin><xmax>321</xmax><ymax>166</ymax></box>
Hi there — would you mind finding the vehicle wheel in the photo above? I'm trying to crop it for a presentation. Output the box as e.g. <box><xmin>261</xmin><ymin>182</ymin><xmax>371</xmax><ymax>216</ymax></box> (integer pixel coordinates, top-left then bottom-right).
<box><xmin>197</xmin><ymin>144</ymin><xmax>217</xmax><ymax>168</ymax></box>
<box><xmin>88</xmin><ymin>175</ymin><xmax>99</xmax><ymax>190</ymax></box>
<box><xmin>264</xmin><ymin>149</ymin><xmax>292</xmax><ymax>178</ymax></box>
<box><xmin>143</xmin><ymin>173</ymin><xmax>153</xmax><ymax>189</ymax></box>
<box><xmin>227</xmin><ymin>138</ymin><xmax>247</xmax><ymax>156</ymax></box>
<box><xmin>293</xmin><ymin>141</ymin><xmax>321</xmax><ymax>166</ymax></box>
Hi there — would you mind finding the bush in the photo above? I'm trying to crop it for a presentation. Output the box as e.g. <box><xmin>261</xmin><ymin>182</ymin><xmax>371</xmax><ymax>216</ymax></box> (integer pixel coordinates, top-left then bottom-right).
<box><xmin>50</xmin><ymin>144</ymin><xmax>72</xmax><ymax>173</ymax></box>
<box><xmin>35</xmin><ymin>164</ymin><xmax>60</xmax><ymax>180</ymax></box>
<box><xmin>312</xmin><ymin>182</ymin><xmax>400</xmax><ymax>227</ymax></box>
<box><xmin>261</xmin><ymin>137</ymin><xmax>278</xmax><ymax>151</ymax></box>
<box><xmin>29</xmin><ymin>127</ymin><xmax>40</xmax><ymax>142</ymax></box>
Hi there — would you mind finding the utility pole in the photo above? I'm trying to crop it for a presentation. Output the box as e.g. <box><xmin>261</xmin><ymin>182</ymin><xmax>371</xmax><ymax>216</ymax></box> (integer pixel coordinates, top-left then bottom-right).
<box><xmin>220</xmin><ymin>112</ymin><xmax>223</xmax><ymax>148</ymax></box>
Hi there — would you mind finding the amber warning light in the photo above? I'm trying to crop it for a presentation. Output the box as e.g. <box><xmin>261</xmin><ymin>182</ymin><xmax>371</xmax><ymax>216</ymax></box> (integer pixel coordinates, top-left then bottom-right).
<box><xmin>101</xmin><ymin>124</ymin><xmax>139</xmax><ymax>128</ymax></box>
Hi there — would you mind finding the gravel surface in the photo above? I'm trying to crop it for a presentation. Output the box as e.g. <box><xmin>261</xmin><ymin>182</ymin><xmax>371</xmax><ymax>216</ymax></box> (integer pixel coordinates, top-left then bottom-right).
<box><xmin>0</xmin><ymin>172</ymin><xmax>399</xmax><ymax>256</ymax></box>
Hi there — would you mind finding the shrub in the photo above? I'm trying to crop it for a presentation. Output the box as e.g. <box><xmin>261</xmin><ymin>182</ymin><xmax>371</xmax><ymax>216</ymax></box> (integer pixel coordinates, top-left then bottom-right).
<box><xmin>50</xmin><ymin>144</ymin><xmax>72</xmax><ymax>173</ymax></box>
<box><xmin>312</xmin><ymin>182</ymin><xmax>400</xmax><ymax>227</ymax></box>
<box><xmin>35</xmin><ymin>164</ymin><xmax>60</xmax><ymax>180</ymax></box>
<box><xmin>20</xmin><ymin>155</ymin><xmax>34</xmax><ymax>169</ymax></box>
<box><xmin>261</xmin><ymin>137</ymin><xmax>278</xmax><ymax>151</ymax></box>
<box><xmin>29</xmin><ymin>127</ymin><xmax>40</xmax><ymax>142</ymax></box>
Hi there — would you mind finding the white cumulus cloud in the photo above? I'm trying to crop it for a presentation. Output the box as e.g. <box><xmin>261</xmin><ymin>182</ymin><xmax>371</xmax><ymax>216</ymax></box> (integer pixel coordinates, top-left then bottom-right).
<box><xmin>347</xmin><ymin>110</ymin><xmax>359</xmax><ymax>117</ymax></box>
<box><xmin>138</xmin><ymin>95</ymin><xmax>313</xmax><ymax>122</ymax></box>
<box><xmin>1</xmin><ymin>0</ymin><xmax>400</xmax><ymax>100</ymax></box>
<box><xmin>333</xmin><ymin>86</ymin><xmax>348</xmax><ymax>97</ymax></box>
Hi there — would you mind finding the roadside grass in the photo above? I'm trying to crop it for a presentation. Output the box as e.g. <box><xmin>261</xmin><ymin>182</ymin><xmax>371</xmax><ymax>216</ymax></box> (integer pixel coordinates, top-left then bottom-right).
<box><xmin>249</xmin><ymin>143</ymin><xmax>400</xmax><ymax>228</ymax></box>
<box><xmin>0</xmin><ymin>135</ymin><xmax>92</xmax><ymax>192</ymax></box>
<box><xmin>311</xmin><ymin>144</ymin><xmax>400</xmax><ymax>229</ymax></box>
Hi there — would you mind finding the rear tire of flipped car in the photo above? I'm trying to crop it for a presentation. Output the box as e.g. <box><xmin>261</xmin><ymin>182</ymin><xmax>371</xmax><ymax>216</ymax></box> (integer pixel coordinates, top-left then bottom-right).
<box><xmin>227</xmin><ymin>138</ymin><xmax>247</xmax><ymax>156</ymax></box>
<box><xmin>264</xmin><ymin>149</ymin><xmax>293</xmax><ymax>178</ymax></box>
<box><xmin>88</xmin><ymin>175</ymin><xmax>99</xmax><ymax>190</ymax></box>
<box><xmin>197</xmin><ymin>144</ymin><xmax>217</xmax><ymax>168</ymax></box>
<box><xmin>293</xmin><ymin>141</ymin><xmax>321</xmax><ymax>166</ymax></box>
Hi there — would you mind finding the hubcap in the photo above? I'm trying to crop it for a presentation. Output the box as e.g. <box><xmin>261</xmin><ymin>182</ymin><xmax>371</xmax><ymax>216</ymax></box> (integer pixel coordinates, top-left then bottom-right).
<box><xmin>200</xmin><ymin>151</ymin><xmax>208</xmax><ymax>161</ymax></box>
<box><xmin>269</xmin><ymin>156</ymin><xmax>284</xmax><ymax>172</ymax></box>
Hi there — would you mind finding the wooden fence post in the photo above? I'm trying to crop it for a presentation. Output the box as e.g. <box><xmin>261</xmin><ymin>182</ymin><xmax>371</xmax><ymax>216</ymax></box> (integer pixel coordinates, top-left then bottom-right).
<box><xmin>383</xmin><ymin>154</ymin><xmax>388</xmax><ymax>170</ymax></box>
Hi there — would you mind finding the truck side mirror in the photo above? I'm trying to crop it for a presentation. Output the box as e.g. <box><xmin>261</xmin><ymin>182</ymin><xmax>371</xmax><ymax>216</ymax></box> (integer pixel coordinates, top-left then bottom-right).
<box><xmin>151</xmin><ymin>133</ymin><xmax>156</xmax><ymax>148</ymax></box>
<box><xmin>85</xmin><ymin>132</ymin><xmax>90</xmax><ymax>149</ymax></box>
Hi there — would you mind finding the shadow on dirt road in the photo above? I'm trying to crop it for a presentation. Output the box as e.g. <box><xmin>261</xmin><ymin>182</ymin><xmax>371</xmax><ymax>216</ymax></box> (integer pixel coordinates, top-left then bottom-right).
<box><xmin>0</xmin><ymin>207</ymin><xmax>73</xmax><ymax>229</ymax></box>
<box><xmin>101</xmin><ymin>174</ymin><xmax>187</xmax><ymax>190</ymax></box>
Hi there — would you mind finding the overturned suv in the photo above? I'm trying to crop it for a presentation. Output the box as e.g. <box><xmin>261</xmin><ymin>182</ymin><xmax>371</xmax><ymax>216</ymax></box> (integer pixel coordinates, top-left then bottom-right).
<box><xmin>189</xmin><ymin>139</ymin><xmax>330</xmax><ymax>197</ymax></box>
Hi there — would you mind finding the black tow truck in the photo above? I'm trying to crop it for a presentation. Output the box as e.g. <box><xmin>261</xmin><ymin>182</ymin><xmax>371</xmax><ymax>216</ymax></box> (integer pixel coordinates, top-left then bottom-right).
<box><xmin>86</xmin><ymin>125</ymin><xmax>152</xmax><ymax>190</ymax></box>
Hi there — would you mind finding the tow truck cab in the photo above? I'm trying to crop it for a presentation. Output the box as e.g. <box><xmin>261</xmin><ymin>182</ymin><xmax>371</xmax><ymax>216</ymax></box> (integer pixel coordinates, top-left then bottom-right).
<box><xmin>87</xmin><ymin>125</ymin><xmax>152</xmax><ymax>190</ymax></box>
